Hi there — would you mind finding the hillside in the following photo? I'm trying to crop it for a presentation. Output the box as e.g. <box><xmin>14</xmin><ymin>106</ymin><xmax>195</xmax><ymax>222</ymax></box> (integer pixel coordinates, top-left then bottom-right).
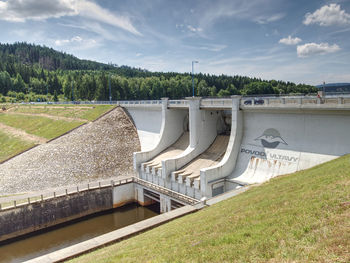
<box><xmin>0</xmin><ymin>104</ymin><xmax>114</xmax><ymax>163</ymax></box>
<box><xmin>70</xmin><ymin>155</ymin><xmax>350</xmax><ymax>263</ymax></box>
<box><xmin>0</xmin><ymin>106</ymin><xmax>140</xmax><ymax>195</ymax></box>
<box><xmin>0</xmin><ymin>42</ymin><xmax>114</xmax><ymax>71</ymax></box>
<box><xmin>0</xmin><ymin>42</ymin><xmax>317</xmax><ymax>102</ymax></box>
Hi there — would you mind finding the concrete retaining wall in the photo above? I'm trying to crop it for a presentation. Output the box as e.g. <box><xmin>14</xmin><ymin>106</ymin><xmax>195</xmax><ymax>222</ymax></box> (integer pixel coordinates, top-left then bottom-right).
<box><xmin>0</xmin><ymin>187</ymin><xmax>113</xmax><ymax>243</ymax></box>
<box><xmin>112</xmin><ymin>183</ymin><xmax>135</xmax><ymax>208</ymax></box>
<box><xmin>0</xmin><ymin>179</ymin><xmax>140</xmax><ymax>243</ymax></box>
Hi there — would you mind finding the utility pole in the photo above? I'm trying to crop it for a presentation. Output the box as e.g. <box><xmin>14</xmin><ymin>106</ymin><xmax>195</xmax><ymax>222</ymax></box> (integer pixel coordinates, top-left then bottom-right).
<box><xmin>192</xmin><ymin>61</ymin><xmax>199</xmax><ymax>97</ymax></box>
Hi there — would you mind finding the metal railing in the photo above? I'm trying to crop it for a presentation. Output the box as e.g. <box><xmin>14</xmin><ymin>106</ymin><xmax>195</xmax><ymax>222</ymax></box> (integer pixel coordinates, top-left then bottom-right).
<box><xmin>168</xmin><ymin>100</ymin><xmax>188</xmax><ymax>107</ymax></box>
<box><xmin>14</xmin><ymin>100</ymin><xmax>163</xmax><ymax>106</ymax></box>
<box><xmin>0</xmin><ymin>178</ymin><xmax>133</xmax><ymax>211</ymax></box>
<box><xmin>134</xmin><ymin>177</ymin><xmax>199</xmax><ymax>205</ymax></box>
<box><xmin>240</xmin><ymin>96</ymin><xmax>350</xmax><ymax>107</ymax></box>
<box><xmin>201</xmin><ymin>98</ymin><xmax>232</xmax><ymax>108</ymax></box>
<box><xmin>0</xmin><ymin>176</ymin><xmax>199</xmax><ymax>211</ymax></box>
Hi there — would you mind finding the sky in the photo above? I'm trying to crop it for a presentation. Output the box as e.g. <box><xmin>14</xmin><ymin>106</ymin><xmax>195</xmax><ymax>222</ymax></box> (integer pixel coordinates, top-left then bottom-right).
<box><xmin>0</xmin><ymin>0</ymin><xmax>350</xmax><ymax>85</ymax></box>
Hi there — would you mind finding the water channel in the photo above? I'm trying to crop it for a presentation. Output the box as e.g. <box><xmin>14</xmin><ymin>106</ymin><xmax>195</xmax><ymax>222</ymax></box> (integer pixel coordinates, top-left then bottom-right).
<box><xmin>0</xmin><ymin>203</ymin><xmax>159</xmax><ymax>263</ymax></box>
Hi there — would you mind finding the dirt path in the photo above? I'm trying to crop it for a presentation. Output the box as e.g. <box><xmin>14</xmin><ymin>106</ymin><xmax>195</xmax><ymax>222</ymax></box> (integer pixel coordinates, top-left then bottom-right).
<box><xmin>3</xmin><ymin>112</ymin><xmax>87</xmax><ymax>122</ymax></box>
<box><xmin>0</xmin><ymin>122</ymin><xmax>47</xmax><ymax>144</ymax></box>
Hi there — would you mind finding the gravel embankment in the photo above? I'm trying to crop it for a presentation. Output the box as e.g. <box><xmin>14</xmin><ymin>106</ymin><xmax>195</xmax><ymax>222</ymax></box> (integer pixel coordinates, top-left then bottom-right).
<box><xmin>0</xmin><ymin>107</ymin><xmax>140</xmax><ymax>195</ymax></box>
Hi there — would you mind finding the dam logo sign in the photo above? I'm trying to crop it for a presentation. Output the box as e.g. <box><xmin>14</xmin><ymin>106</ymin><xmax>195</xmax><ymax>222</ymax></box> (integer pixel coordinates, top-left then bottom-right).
<box><xmin>255</xmin><ymin>128</ymin><xmax>287</xmax><ymax>149</ymax></box>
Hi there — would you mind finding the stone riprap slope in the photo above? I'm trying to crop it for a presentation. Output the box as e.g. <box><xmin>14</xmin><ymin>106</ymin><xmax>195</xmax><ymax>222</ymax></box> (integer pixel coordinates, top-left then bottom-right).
<box><xmin>0</xmin><ymin>107</ymin><xmax>140</xmax><ymax>194</ymax></box>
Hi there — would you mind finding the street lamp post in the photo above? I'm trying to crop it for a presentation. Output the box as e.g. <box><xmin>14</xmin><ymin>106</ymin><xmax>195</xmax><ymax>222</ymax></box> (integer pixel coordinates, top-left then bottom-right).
<box><xmin>192</xmin><ymin>61</ymin><xmax>198</xmax><ymax>97</ymax></box>
<box><xmin>71</xmin><ymin>81</ymin><xmax>74</xmax><ymax>102</ymax></box>
<box><xmin>108</xmin><ymin>73</ymin><xmax>112</xmax><ymax>102</ymax></box>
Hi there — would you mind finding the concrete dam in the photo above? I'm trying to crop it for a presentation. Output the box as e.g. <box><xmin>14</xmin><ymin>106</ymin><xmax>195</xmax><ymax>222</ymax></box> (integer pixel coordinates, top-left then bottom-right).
<box><xmin>2</xmin><ymin>95</ymin><xmax>350</xmax><ymax>262</ymax></box>
<box><xmin>125</xmin><ymin>96</ymin><xmax>350</xmax><ymax>201</ymax></box>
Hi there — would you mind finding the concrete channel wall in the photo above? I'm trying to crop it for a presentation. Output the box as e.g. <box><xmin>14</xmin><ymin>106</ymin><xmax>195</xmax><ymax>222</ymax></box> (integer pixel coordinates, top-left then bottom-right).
<box><xmin>0</xmin><ymin>187</ymin><xmax>113</xmax><ymax>243</ymax></box>
<box><xmin>0</xmin><ymin>178</ymin><xmax>196</xmax><ymax>243</ymax></box>
<box><xmin>0</xmin><ymin>179</ymin><xmax>137</xmax><ymax>243</ymax></box>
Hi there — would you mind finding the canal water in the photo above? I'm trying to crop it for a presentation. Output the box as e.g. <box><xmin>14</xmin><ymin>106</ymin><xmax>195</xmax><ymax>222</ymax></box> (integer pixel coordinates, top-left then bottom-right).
<box><xmin>0</xmin><ymin>203</ymin><xmax>159</xmax><ymax>263</ymax></box>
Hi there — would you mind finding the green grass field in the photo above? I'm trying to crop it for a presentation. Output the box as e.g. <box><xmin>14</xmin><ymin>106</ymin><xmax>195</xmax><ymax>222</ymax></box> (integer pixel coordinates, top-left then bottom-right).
<box><xmin>0</xmin><ymin>114</ymin><xmax>84</xmax><ymax>140</ymax></box>
<box><xmin>0</xmin><ymin>130</ymin><xmax>35</xmax><ymax>163</ymax></box>
<box><xmin>0</xmin><ymin>104</ymin><xmax>115</xmax><ymax>162</ymax></box>
<box><xmin>6</xmin><ymin>104</ymin><xmax>114</xmax><ymax>121</ymax></box>
<box><xmin>69</xmin><ymin>155</ymin><xmax>350</xmax><ymax>263</ymax></box>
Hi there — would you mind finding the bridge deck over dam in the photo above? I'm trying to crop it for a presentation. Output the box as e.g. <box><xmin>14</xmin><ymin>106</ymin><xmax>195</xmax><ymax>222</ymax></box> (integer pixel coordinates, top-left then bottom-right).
<box><xmin>121</xmin><ymin>95</ymin><xmax>350</xmax><ymax>203</ymax></box>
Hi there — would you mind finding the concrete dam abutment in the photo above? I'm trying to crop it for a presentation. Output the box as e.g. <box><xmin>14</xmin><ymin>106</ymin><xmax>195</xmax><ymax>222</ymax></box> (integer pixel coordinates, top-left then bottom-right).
<box><xmin>126</xmin><ymin>95</ymin><xmax>350</xmax><ymax>200</ymax></box>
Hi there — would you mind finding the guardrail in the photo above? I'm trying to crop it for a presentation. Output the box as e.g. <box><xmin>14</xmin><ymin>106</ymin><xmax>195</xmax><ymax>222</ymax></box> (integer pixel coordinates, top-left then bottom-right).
<box><xmin>0</xmin><ymin>178</ymin><xmax>133</xmax><ymax>211</ymax></box>
<box><xmin>168</xmin><ymin>100</ymin><xmax>188</xmax><ymax>108</ymax></box>
<box><xmin>241</xmin><ymin>96</ymin><xmax>350</xmax><ymax>107</ymax></box>
<box><xmin>10</xmin><ymin>96</ymin><xmax>350</xmax><ymax>109</ymax></box>
<box><xmin>201</xmin><ymin>98</ymin><xmax>232</xmax><ymax>108</ymax></box>
<box><xmin>134</xmin><ymin>177</ymin><xmax>199</xmax><ymax>205</ymax></box>
<box><xmin>0</xmin><ymin>176</ymin><xmax>198</xmax><ymax>211</ymax></box>
<box><xmin>13</xmin><ymin>100</ymin><xmax>163</xmax><ymax>106</ymax></box>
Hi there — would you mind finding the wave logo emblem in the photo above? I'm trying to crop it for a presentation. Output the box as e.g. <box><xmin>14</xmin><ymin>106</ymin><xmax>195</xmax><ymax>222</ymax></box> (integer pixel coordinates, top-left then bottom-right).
<box><xmin>255</xmin><ymin>128</ymin><xmax>288</xmax><ymax>149</ymax></box>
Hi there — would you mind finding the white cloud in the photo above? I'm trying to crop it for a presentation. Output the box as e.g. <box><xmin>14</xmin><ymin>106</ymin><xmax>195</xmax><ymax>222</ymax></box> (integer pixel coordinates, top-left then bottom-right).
<box><xmin>303</xmin><ymin>4</ymin><xmax>350</xmax><ymax>26</ymax></box>
<box><xmin>75</xmin><ymin>1</ymin><xmax>141</xmax><ymax>36</ymax></box>
<box><xmin>297</xmin><ymin>43</ymin><xmax>340</xmax><ymax>57</ymax></box>
<box><xmin>187</xmin><ymin>25</ymin><xmax>203</xmax><ymax>32</ymax></box>
<box><xmin>255</xmin><ymin>13</ymin><xmax>285</xmax><ymax>24</ymax></box>
<box><xmin>0</xmin><ymin>0</ymin><xmax>76</xmax><ymax>22</ymax></box>
<box><xmin>0</xmin><ymin>0</ymin><xmax>141</xmax><ymax>35</ymax></box>
<box><xmin>55</xmin><ymin>35</ymin><xmax>96</xmax><ymax>47</ymax></box>
<box><xmin>279</xmin><ymin>36</ymin><xmax>302</xmax><ymax>45</ymax></box>
<box><xmin>199</xmin><ymin>44</ymin><xmax>227</xmax><ymax>52</ymax></box>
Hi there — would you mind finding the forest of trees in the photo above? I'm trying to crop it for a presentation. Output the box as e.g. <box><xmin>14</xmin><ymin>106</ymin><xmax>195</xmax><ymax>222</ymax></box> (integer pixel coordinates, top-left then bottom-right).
<box><xmin>0</xmin><ymin>42</ymin><xmax>318</xmax><ymax>102</ymax></box>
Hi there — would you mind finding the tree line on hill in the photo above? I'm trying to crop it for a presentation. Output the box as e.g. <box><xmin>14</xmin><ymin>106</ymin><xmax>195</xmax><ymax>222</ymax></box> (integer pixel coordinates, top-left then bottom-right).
<box><xmin>0</xmin><ymin>42</ymin><xmax>317</xmax><ymax>102</ymax></box>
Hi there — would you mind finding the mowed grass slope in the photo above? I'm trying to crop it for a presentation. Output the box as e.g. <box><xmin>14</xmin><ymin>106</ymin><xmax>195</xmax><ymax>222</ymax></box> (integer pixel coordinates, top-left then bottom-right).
<box><xmin>0</xmin><ymin>130</ymin><xmax>35</xmax><ymax>162</ymax></box>
<box><xmin>8</xmin><ymin>104</ymin><xmax>113</xmax><ymax>121</ymax></box>
<box><xmin>0</xmin><ymin>104</ymin><xmax>115</xmax><ymax>162</ymax></box>
<box><xmin>70</xmin><ymin>155</ymin><xmax>350</xmax><ymax>263</ymax></box>
<box><xmin>0</xmin><ymin>114</ymin><xmax>84</xmax><ymax>139</ymax></box>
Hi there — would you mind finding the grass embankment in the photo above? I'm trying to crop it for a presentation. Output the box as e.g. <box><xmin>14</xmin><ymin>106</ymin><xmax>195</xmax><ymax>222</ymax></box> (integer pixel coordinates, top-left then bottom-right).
<box><xmin>0</xmin><ymin>114</ymin><xmax>84</xmax><ymax>139</ymax></box>
<box><xmin>0</xmin><ymin>105</ymin><xmax>114</xmax><ymax>162</ymax></box>
<box><xmin>0</xmin><ymin>130</ymin><xmax>35</xmax><ymax>162</ymax></box>
<box><xmin>8</xmin><ymin>104</ymin><xmax>113</xmax><ymax>121</ymax></box>
<box><xmin>70</xmin><ymin>155</ymin><xmax>350</xmax><ymax>263</ymax></box>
